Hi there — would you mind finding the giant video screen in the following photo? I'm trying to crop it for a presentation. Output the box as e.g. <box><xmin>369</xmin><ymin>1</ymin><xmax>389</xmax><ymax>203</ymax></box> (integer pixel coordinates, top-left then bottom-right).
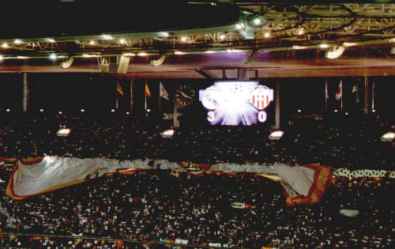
<box><xmin>199</xmin><ymin>81</ymin><xmax>274</xmax><ymax>126</ymax></box>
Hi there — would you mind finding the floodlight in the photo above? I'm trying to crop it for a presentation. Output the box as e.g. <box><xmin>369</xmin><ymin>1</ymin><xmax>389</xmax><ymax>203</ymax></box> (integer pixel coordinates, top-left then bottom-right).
<box><xmin>61</xmin><ymin>57</ymin><xmax>74</xmax><ymax>69</ymax></box>
<box><xmin>161</xmin><ymin>129</ymin><xmax>175</xmax><ymax>138</ymax></box>
<box><xmin>57</xmin><ymin>128</ymin><xmax>71</xmax><ymax>137</ymax></box>
<box><xmin>14</xmin><ymin>39</ymin><xmax>23</xmax><ymax>45</ymax></box>
<box><xmin>101</xmin><ymin>34</ymin><xmax>114</xmax><ymax>40</ymax></box>
<box><xmin>269</xmin><ymin>130</ymin><xmax>284</xmax><ymax>141</ymax></box>
<box><xmin>45</xmin><ymin>38</ymin><xmax>56</xmax><ymax>43</ymax></box>
<box><xmin>339</xmin><ymin>209</ymin><xmax>359</xmax><ymax>218</ymax></box>
<box><xmin>1</xmin><ymin>42</ymin><xmax>9</xmax><ymax>49</ymax></box>
<box><xmin>319</xmin><ymin>43</ymin><xmax>330</xmax><ymax>49</ymax></box>
<box><xmin>251</xmin><ymin>17</ymin><xmax>263</xmax><ymax>26</ymax></box>
<box><xmin>49</xmin><ymin>53</ymin><xmax>57</xmax><ymax>61</ymax></box>
<box><xmin>381</xmin><ymin>131</ymin><xmax>395</xmax><ymax>142</ymax></box>
<box><xmin>326</xmin><ymin>46</ymin><xmax>345</xmax><ymax>59</ymax></box>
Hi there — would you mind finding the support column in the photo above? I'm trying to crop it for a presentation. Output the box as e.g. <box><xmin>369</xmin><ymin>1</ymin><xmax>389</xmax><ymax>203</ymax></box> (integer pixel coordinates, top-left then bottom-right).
<box><xmin>22</xmin><ymin>72</ymin><xmax>29</xmax><ymax>112</ymax></box>
<box><xmin>134</xmin><ymin>80</ymin><xmax>145</xmax><ymax>120</ymax></box>
<box><xmin>363</xmin><ymin>75</ymin><xmax>369</xmax><ymax>114</ymax></box>
<box><xmin>371</xmin><ymin>80</ymin><xmax>375</xmax><ymax>112</ymax></box>
<box><xmin>275</xmin><ymin>81</ymin><xmax>281</xmax><ymax>129</ymax></box>
<box><xmin>173</xmin><ymin>90</ymin><xmax>180</xmax><ymax>128</ymax></box>
<box><xmin>149</xmin><ymin>80</ymin><xmax>160</xmax><ymax>118</ymax></box>
<box><xmin>129</xmin><ymin>79</ymin><xmax>134</xmax><ymax>115</ymax></box>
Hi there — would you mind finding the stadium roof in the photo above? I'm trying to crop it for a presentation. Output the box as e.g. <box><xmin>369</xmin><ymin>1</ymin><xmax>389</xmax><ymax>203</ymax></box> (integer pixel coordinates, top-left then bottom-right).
<box><xmin>2</xmin><ymin>1</ymin><xmax>395</xmax><ymax>77</ymax></box>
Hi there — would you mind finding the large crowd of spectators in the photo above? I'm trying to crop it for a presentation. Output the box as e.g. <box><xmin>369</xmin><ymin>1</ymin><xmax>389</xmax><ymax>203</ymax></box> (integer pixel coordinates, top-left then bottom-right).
<box><xmin>0</xmin><ymin>112</ymin><xmax>394</xmax><ymax>169</ymax></box>
<box><xmin>0</xmin><ymin>166</ymin><xmax>393</xmax><ymax>248</ymax></box>
<box><xmin>0</xmin><ymin>112</ymin><xmax>394</xmax><ymax>248</ymax></box>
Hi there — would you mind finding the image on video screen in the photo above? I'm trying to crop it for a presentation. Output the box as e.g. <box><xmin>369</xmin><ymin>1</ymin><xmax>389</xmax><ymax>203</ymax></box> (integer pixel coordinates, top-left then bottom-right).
<box><xmin>199</xmin><ymin>81</ymin><xmax>274</xmax><ymax>126</ymax></box>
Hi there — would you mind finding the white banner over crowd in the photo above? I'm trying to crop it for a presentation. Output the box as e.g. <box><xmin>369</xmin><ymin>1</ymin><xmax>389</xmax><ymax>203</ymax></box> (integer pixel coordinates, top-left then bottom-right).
<box><xmin>5</xmin><ymin>156</ymin><xmax>332</xmax><ymax>206</ymax></box>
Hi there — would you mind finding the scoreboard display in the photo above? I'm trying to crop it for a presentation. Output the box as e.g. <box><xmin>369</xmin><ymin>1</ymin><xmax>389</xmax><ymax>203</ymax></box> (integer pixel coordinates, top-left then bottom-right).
<box><xmin>199</xmin><ymin>81</ymin><xmax>274</xmax><ymax>126</ymax></box>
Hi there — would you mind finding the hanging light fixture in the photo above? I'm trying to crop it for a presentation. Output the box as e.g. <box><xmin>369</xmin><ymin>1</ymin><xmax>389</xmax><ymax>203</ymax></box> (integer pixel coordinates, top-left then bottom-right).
<box><xmin>325</xmin><ymin>46</ymin><xmax>345</xmax><ymax>59</ymax></box>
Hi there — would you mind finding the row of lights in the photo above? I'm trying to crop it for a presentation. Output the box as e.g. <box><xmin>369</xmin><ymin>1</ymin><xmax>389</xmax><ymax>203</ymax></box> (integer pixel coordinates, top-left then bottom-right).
<box><xmin>4</xmin><ymin>108</ymin><xmax>132</xmax><ymax>115</ymax></box>
<box><xmin>297</xmin><ymin>108</ymin><xmax>377</xmax><ymax>114</ymax></box>
<box><xmin>0</xmin><ymin>40</ymin><xmax>358</xmax><ymax>63</ymax></box>
<box><xmin>0</xmin><ymin>32</ymin><xmax>392</xmax><ymax>62</ymax></box>
<box><xmin>55</xmin><ymin>126</ymin><xmax>284</xmax><ymax>141</ymax></box>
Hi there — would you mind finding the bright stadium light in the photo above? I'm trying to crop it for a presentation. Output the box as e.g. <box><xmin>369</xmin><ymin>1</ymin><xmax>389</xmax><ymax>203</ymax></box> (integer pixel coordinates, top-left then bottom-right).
<box><xmin>292</xmin><ymin>45</ymin><xmax>308</xmax><ymax>50</ymax></box>
<box><xmin>57</xmin><ymin>127</ymin><xmax>71</xmax><ymax>137</ymax></box>
<box><xmin>263</xmin><ymin>32</ymin><xmax>271</xmax><ymax>39</ymax></box>
<box><xmin>174</xmin><ymin>50</ymin><xmax>186</xmax><ymax>55</ymax></box>
<box><xmin>1</xmin><ymin>42</ymin><xmax>9</xmax><ymax>49</ymax></box>
<box><xmin>319</xmin><ymin>43</ymin><xmax>330</xmax><ymax>49</ymax></box>
<box><xmin>381</xmin><ymin>131</ymin><xmax>395</xmax><ymax>142</ymax></box>
<box><xmin>158</xmin><ymin>31</ymin><xmax>170</xmax><ymax>38</ymax></box>
<box><xmin>5</xmin><ymin>108</ymin><xmax>10</xmax><ymax>112</ymax></box>
<box><xmin>14</xmin><ymin>39</ymin><xmax>23</xmax><ymax>45</ymax></box>
<box><xmin>16</xmin><ymin>56</ymin><xmax>30</xmax><ymax>60</ymax></box>
<box><xmin>269</xmin><ymin>130</ymin><xmax>284</xmax><ymax>141</ymax></box>
<box><xmin>343</xmin><ymin>42</ymin><xmax>358</xmax><ymax>47</ymax></box>
<box><xmin>296</xmin><ymin>27</ymin><xmax>305</xmax><ymax>36</ymax></box>
<box><xmin>101</xmin><ymin>34</ymin><xmax>114</xmax><ymax>40</ymax></box>
<box><xmin>118</xmin><ymin>38</ymin><xmax>127</xmax><ymax>45</ymax></box>
<box><xmin>339</xmin><ymin>209</ymin><xmax>359</xmax><ymax>218</ymax></box>
<box><xmin>226</xmin><ymin>48</ymin><xmax>244</xmax><ymax>53</ymax></box>
<box><xmin>204</xmin><ymin>50</ymin><xmax>216</xmax><ymax>54</ymax></box>
<box><xmin>137</xmin><ymin>52</ymin><xmax>148</xmax><ymax>57</ymax></box>
<box><xmin>61</xmin><ymin>57</ymin><xmax>74</xmax><ymax>69</ymax></box>
<box><xmin>161</xmin><ymin>129</ymin><xmax>175</xmax><ymax>138</ymax></box>
<box><xmin>45</xmin><ymin>38</ymin><xmax>56</xmax><ymax>43</ymax></box>
<box><xmin>326</xmin><ymin>46</ymin><xmax>345</xmax><ymax>59</ymax></box>
<box><xmin>235</xmin><ymin>22</ymin><xmax>245</xmax><ymax>30</ymax></box>
<box><xmin>49</xmin><ymin>53</ymin><xmax>57</xmax><ymax>61</ymax></box>
<box><xmin>251</xmin><ymin>16</ymin><xmax>263</xmax><ymax>26</ymax></box>
<box><xmin>122</xmin><ymin>52</ymin><xmax>136</xmax><ymax>57</ymax></box>
<box><xmin>219</xmin><ymin>33</ymin><xmax>227</xmax><ymax>41</ymax></box>
<box><xmin>82</xmin><ymin>53</ymin><xmax>100</xmax><ymax>58</ymax></box>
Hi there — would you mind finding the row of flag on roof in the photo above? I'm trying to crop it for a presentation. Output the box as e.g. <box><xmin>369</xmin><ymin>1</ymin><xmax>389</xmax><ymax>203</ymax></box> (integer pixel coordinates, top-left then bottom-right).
<box><xmin>325</xmin><ymin>80</ymin><xmax>360</xmax><ymax>103</ymax></box>
<box><xmin>117</xmin><ymin>80</ymin><xmax>370</xmax><ymax>104</ymax></box>
<box><xmin>116</xmin><ymin>81</ymin><xmax>169</xmax><ymax>99</ymax></box>
<box><xmin>324</xmin><ymin>79</ymin><xmax>377</xmax><ymax>112</ymax></box>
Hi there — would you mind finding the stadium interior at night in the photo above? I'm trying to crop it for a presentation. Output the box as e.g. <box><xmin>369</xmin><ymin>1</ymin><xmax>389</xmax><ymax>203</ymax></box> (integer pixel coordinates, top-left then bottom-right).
<box><xmin>0</xmin><ymin>1</ymin><xmax>395</xmax><ymax>249</ymax></box>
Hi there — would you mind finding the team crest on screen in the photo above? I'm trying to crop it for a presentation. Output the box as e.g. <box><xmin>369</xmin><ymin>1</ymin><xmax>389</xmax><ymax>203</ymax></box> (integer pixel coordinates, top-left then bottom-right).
<box><xmin>249</xmin><ymin>86</ymin><xmax>274</xmax><ymax>111</ymax></box>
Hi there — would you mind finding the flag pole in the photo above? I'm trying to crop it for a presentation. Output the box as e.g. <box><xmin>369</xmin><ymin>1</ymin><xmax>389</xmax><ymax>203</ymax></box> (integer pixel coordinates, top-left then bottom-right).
<box><xmin>324</xmin><ymin>79</ymin><xmax>328</xmax><ymax>112</ymax></box>
<box><xmin>341</xmin><ymin>80</ymin><xmax>343</xmax><ymax>112</ymax></box>
<box><xmin>144</xmin><ymin>81</ymin><xmax>147</xmax><ymax>111</ymax></box>
<box><xmin>371</xmin><ymin>80</ymin><xmax>375</xmax><ymax>111</ymax></box>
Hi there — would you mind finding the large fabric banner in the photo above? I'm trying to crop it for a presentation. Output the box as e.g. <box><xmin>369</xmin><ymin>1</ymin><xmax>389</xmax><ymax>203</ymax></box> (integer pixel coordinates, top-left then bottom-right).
<box><xmin>6</xmin><ymin>156</ymin><xmax>332</xmax><ymax>205</ymax></box>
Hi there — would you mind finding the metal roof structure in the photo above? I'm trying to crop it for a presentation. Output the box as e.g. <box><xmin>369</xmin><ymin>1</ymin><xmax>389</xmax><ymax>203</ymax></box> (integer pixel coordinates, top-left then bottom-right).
<box><xmin>2</xmin><ymin>1</ymin><xmax>395</xmax><ymax>77</ymax></box>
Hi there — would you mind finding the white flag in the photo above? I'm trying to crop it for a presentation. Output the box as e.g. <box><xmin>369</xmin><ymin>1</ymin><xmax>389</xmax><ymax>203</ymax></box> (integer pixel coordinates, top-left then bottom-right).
<box><xmin>159</xmin><ymin>82</ymin><xmax>169</xmax><ymax>100</ymax></box>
